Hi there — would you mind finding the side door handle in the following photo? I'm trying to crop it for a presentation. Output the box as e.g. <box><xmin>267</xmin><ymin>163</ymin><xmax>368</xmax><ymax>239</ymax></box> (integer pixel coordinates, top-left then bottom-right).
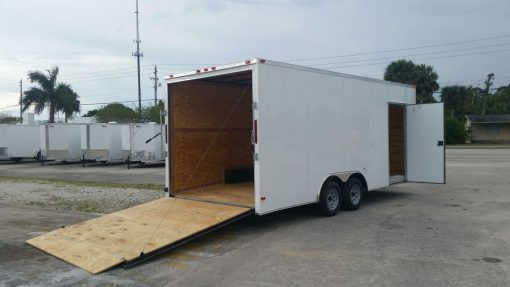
<box><xmin>437</xmin><ymin>141</ymin><xmax>444</xmax><ymax>146</ymax></box>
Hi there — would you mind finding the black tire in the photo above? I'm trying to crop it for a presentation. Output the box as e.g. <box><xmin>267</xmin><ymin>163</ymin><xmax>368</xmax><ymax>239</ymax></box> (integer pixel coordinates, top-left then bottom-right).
<box><xmin>318</xmin><ymin>181</ymin><xmax>341</xmax><ymax>216</ymax></box>
<box><xmin>341</xmin><ymin>177</ymin><xmax>364</xmax><ymax>211</ymax></box>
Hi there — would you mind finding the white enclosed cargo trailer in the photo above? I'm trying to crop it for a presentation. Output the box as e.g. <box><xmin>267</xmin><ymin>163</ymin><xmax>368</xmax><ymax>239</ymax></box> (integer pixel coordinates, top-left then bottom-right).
<box><xmin>0</xmin><ymin>124</ymin><xmax>40</xmax><ymax>161</ymax></box>
<box><xmin>0</xmin><ymin>125</ymin><xmax>8</xmax><ymax>158</ymax></box>
<box><xmin>164</xmin><ymin>59</ymin><xmax>445</xmax><ymax>216</ymax></box>
<box><xmin>80</xmin><ymin>123</ymin><xmax>124</xmax><ymax>162</ymax></box>
<box><xmin>5</xmin><ymin>125</ymin><xmax>40</xmax><ymax>160</ymax></box>
<box><xmin>121</xmin><ymin>123</ymin><xmax>164</xmax><ymax>163</ymax></box>
<box><xmin>25</xmin><ymin>59</ymin><xmax>446</xmax><ymax>273</ymax></box>
<box><xmin>40</xmin><ymin>123</ymin><xmax>83</xmax><ymax>161</ymax></box>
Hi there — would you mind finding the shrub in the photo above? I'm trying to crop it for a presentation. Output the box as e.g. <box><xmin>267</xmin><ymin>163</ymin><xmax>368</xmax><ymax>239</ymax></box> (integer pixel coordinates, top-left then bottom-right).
<box><xmin>445</xmin><ymin>116</ymin><xmax>468</xmax><ymax>144</ymax></box>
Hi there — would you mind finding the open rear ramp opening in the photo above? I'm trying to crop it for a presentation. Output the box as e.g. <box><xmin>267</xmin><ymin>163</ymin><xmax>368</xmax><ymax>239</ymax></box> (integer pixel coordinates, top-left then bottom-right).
<box><xmin>27</xmin><ymin>197</ymin><xmax>252</xmax><ymax>274</ymax></box>
<box><xmin>168</xmin><ymin>71</ymin><xmax>255</xmax><ymax>208</ymax></box>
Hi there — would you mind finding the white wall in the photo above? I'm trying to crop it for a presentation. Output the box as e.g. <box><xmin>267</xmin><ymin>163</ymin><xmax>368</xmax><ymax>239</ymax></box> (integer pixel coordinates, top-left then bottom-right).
<box><xmin>257</xmin><ymin>62</ymin><xmax>415</xmax><ymax>214</ymax></box>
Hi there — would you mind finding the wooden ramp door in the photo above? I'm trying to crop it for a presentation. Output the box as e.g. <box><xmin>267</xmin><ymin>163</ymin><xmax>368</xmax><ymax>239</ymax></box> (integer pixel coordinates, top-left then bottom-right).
<box><xmin>26</xmin><ymin>198</ymin><xmax>252</xmax><ymax>274</ymax></box>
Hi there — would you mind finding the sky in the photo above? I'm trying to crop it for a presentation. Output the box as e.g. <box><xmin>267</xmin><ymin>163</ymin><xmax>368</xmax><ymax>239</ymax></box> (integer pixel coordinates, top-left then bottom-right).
<box><xmin>0</xmin><ymin>0</ymin><xmax>509</xmax><ymax>120</ymax></box>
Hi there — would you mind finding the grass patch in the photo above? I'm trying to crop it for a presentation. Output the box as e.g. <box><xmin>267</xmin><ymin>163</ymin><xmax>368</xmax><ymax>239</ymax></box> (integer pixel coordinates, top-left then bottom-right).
<box><xmin>0</xmin><ymin>176</ymin><xmax>164</xmax><ymax>191</ymax></box>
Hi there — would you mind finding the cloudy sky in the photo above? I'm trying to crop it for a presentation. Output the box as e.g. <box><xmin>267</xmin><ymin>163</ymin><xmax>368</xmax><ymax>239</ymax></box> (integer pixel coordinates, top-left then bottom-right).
<box><xmin>1</xmin><ymin>0</ymin><xmax>509</xmax><ymax>119</ymax></box>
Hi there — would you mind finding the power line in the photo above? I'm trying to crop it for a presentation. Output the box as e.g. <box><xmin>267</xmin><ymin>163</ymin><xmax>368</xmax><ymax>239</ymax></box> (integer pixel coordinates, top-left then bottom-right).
<box><xmin>62</xmin><ymin>65</ymin><xmax>153</xmax><ymax>77</ymax></box>
<box><xmin>0</xmin><ymin>104</ymin><xmax>21</xmax><ymax>110</ymax></box>
<box><xmin>62</xmin><ymin>68</ymin><xmax>152</xmax><ymax>81</ymax></box>
<box><xmin>283</xmin><ymin>33</ymin><xmax>510</xmax><ymax>62</ymax></box>
<box><xmin>309</xmin><ymin>42</ymin><xmax>510</xmax><ymax>68</ymax></box>
<box><xmin>81</xmin><ymin>98</ymin><xmax>158</xmax><ymax>106</ymax></box>
<box><xmin>62</xmin><ymin>72</ymin><xmax>146</xmax><ymax>83</ymax></box>
<box><xmin>323</xmin><ymin>48</ymin><xmax>510</xmax><ymax>70</ymax></box>
<box><xmin>0</xmin><ymin>97</ymin><xmax>166</xmax><ymax>110</ymax></box>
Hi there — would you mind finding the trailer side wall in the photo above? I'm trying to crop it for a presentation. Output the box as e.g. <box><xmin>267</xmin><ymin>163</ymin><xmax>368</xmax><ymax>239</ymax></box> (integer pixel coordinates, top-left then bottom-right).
<box><xmin>256</xmin><ymin>62</ymin><xmax>415</xmax><ymax>214</ymax></box>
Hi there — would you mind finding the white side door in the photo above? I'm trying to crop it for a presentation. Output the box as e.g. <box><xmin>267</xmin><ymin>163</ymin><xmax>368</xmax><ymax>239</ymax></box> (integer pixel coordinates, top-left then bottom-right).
<box><xmin>406</xmin><ymin>103</ymin><xmax>445</xmax><ymax>184</ymax></box>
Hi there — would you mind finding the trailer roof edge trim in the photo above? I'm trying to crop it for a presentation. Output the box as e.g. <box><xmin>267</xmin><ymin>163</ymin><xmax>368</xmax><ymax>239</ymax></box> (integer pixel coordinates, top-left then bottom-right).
<box><xmin>164</xmin><ymin>58</ymin><xmax>415</xmax><ymax>89</ymax></box>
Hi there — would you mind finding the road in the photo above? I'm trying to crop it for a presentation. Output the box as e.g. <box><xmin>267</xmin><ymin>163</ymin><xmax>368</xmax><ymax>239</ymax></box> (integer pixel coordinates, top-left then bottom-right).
<box><xmin>0</xmin><ymin>149</ymin><xmax>508</xmax><ymax>286</ymax></box>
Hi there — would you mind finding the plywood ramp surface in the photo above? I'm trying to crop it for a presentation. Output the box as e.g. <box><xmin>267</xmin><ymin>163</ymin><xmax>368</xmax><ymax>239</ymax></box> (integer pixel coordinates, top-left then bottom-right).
<box><xmin>176</xmin><ymin>182</ymin><xmax>254</xmax><ymax>207</ymax></box>
<box><xmin>26</xmin><ymin>198</ymin><xmax>251</xmax><ymax>274</ymax></box>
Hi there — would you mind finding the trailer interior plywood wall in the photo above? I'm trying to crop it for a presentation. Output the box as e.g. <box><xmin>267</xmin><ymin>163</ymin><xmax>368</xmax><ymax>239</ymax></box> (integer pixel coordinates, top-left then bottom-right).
<box><xmin>169</xmin><ymin>80</ymin><xmax>253</xmax><ymax>194</ymax></box>
<box><xmin>389</xmin><ymin>104</ymin><xmax>405</xmax><ymax>176</ymax></box>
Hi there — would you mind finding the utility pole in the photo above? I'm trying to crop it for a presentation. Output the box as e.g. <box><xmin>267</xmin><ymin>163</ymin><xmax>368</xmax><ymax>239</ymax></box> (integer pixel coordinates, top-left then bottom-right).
<box><xmin>132</xmin><ymin>0</ymin><xmax>143</xmax><ymax>117</ymax></box>
<box><xmin>150</xmin><ymin>65</ymin><xmax>161</xmax><ymax>106</ymax></box>
<box><xmin>19</xmin><ymin>78</ymin><xmax>23</xmax><ymax>124</ymax></box>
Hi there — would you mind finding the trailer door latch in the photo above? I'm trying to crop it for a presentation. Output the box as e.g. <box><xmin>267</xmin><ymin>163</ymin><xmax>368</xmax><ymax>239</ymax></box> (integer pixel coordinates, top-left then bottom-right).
<box><xmin>437</xmin><ymin>141</ymin><xmax>444</xmax><ymax>146</ymax></box>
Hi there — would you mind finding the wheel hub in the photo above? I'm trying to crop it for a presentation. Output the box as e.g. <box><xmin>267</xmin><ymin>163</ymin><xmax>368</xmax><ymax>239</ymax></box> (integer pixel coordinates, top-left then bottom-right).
<box><xmin>350</xmin><ymin>184</ymin><xmax>361</xmax><ymax>205</ymax></box>
<box><xmin>326</xmin><ymin>188</ymin><xmax>339</xmax><ymax>210</ymax></box>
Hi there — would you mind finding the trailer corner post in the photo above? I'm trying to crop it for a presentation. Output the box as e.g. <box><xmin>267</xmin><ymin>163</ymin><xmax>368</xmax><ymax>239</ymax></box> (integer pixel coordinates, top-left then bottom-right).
<box><xmin>164</xmin><ymin>98</ymin><xmax>170</xmax><ymax>197</ymax></box>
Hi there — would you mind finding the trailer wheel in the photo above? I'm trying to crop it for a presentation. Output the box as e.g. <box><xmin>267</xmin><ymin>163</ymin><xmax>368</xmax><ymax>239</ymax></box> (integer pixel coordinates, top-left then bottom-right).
<box><xmin>341</xmin><ymin>177</ymin><xmax>364</xmax><ymax>211</ymax></box>
<box><xmin>318</xmin><ymin>181</ymin><xmax>341</xmax><ymax>216</ymax></box>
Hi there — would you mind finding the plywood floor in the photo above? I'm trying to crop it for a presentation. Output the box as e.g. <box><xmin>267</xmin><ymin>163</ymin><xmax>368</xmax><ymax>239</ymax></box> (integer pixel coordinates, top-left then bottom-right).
<box><xmin>175</xmin><ymin>182</ymin><xmax>254</xmax><ymax>207</ymax></box>
<box><xmin>27</xmin><ymin>198</ymin><xmax>251</xmax><ymax>274</ymax></box>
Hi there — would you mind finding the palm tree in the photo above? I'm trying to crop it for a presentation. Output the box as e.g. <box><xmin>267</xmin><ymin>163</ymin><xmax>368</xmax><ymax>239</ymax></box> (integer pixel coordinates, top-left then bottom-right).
<box><xmin>384</xmin><ymin>59</ymin><xmax>416</xmax><ymax>85</ymax></box>
<box><xmin>384</xmin><ymin>60</ymin><xmax>440</xmax><ymax>104</ymax></box>
<box><xmin>440</xmin><ymin>85</ymin><xmax>469</xmax><ymax>119</ymax></box>
<box><xmin>413</xmin><ymin>64</ymin><xmax>439</xmax><ymax>104</ymax></box>
<box><xmin>22</xmin><ymin>66</ymin><xmax>80</xmax><ymax>123</ymax></box>
<box><xmin>55</xmin><ymin>84</ymin><xmax>80</xmax><ymax>123</ymax></box>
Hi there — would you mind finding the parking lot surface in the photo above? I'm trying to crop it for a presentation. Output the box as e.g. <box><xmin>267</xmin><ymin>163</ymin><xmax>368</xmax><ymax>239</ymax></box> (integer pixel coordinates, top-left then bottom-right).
<box><xmin>0</xmin><ymin>149</ymin><xmax>508</xmax><ymax>287</ymax></box>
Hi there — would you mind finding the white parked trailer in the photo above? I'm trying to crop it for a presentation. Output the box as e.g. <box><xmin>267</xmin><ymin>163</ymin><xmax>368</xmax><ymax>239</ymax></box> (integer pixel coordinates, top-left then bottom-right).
<box><xmin>80</xmin><ymin>123</ymin><xmax>124</xmax><ymax>162</ymax></box>
<box><xmin>0</xmin><ymin>124</ymin><xmax>40</xmax><ymax>161</ymax></box>
<box><xmin>40</xmin><ymin>123</ymin><xmax>83</xmax><ymax>161</ymax></box>
<box><xmin>0</xmin><ymin>125</ymin><xmax>7</xmax><ymax>158</ymax></box>
<box><xmin>25</xmin><ymin>59</ymin><xmax>446</xmax><ymax>273</ymax></box>
<box><xmin>164</xmin><ymin>59</ymin><xmax>445</xmax><ymax>215</ymax></box>
<box><xmin>121</xmin><ymin>123</ymin><xmax>164</xmax><ymax>163</ymax></box>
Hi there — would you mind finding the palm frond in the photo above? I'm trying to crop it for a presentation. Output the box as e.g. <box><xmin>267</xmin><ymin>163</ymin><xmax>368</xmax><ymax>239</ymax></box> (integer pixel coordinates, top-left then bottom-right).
<box><xmin>27</xmin><ymin>70</ymin><xmax>53</xmax><ymax>92</ymax></box>
<box><xmin>22</xmin><ymin>87</ymin><xmax>47</xmax><ymax>113</ymax></box>
<box><xmin>34</xmin><ymin>101</ymin><xmax>47</xmax><ymax>114</ymax></box>
<box><xmin>48</xmin><ymin>66</ymin><xmax>59</xmax><ymax>88</ymax></box>
<box><xmin>55</xmin><ymin>83</ymin><xmax>80</xmax><ymax>118</ymax></box>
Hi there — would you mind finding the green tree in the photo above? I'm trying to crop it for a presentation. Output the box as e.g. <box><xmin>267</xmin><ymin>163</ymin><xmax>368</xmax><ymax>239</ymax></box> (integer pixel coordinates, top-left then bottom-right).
<box><xmin>0</xmin><ymin>113</ymin><xmax>19</xmax><ymax>124</ymax></box>
<box><xmin>22</xmin><ymin>66</ymin><xmax>80</xmax><ymax>123</ymax></box>
<box><xmin>384</xmin><ymin>59</ymin><xmax>416</xmax><ymax>84</ymax></box>
<box><xmin>95</xmin><ymin>103</ymin><xmax>140</xmax><ymax>123</ymax></box>
<box><xmin>84</xmin><ymin>109</ymin><xmax>98</xmax><ymax>117</ymax></box>
<box><xmin>55</xmin><ymin>83</ymin><xmax>80</xmax><ymax>123</ymax></box>
<box><xmin>487</xmin><ymin>83</ymin><xmax>510</xmax><ymax>114</ymax></box>
<box><xmin>414</xmin><ymin>64</ymin><xmax>439</xmax><ymax>104</ymax></box>
<box><xmin>384</xmin><ymin>60</ymin><xmax>440</xmax><ymax>104</ymax></box>
<box><xmin>440</xmin><ymin>85</ymin><xmax>470</xmax><ymax>120</ymax></box>
<box><xmin>141</xmin><ymin>100</ymin><xmax>165</xmax><ymax>123</ymax></box>
<box><xmin>481</xmin><ymin>73</ymin><xmax>494</xmax><ymax>115</ymax></box>
<box><xmin>445</xmin><ymin>116</ymin><xmax>468</xmax><ymax>144</ymax></box>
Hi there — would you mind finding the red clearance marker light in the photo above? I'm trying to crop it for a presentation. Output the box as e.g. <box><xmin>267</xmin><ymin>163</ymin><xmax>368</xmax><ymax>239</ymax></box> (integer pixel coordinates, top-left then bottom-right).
<box><xmin>245</xmin><ymin>60</ymin><xmax>251</xmax><ymax>65</ymax></box>
<box><xmin>196</xmin><ymin>69</ymin><xmax>201</xmax><ymax>73</ymax></box>
<box><xmin>261</xmin><ymin>196</ymin><xmax>266</xmax><ymax>200</ymax></box>
<box><xmin>169</xmin><ymin>75</ymin><xmax>173</xmax><ymax>78</ymax></box>
<box><xmin>211</xmin><ymin>66</ymin><xmax>216</xmax><ymax>71</ymax></box>
<box><xmin>259</xmin><ymin>59</ymin><xmax>266</xmax><ymax>63</ymax></box>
